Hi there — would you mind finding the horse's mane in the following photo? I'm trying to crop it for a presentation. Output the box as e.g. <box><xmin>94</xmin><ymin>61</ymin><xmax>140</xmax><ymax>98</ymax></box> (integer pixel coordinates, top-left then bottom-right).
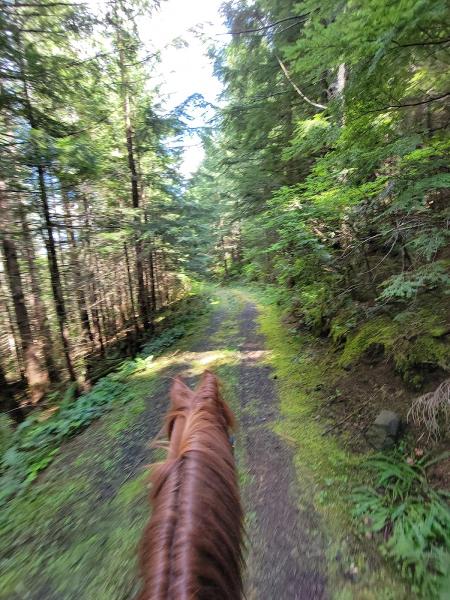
<box><xmin>137</xmin><ymin>370</ymin><xmax>244</xmax><ymax>600</ymax></box>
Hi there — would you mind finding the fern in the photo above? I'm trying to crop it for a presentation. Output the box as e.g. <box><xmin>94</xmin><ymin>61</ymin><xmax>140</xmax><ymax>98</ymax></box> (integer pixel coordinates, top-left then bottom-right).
<box><xmin>352</xmin><ymin>452</ymin><xmax>450</xmax><ymax>597</ymax></box>
<box><xmin>379</xmin><ymin>262</ymin><xmax>450</xmax><ymax>301</ymax></box>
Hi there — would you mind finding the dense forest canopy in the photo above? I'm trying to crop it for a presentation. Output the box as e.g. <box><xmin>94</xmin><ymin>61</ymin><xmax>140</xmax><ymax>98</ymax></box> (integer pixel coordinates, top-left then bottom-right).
<box><xmin>1</xmin><ymin>0</ymin><xmax>449</xmax><ymax>432</ymax></box>
<box><xmin>0</xmin><ymin>0</ymin><xmax>207</xmax><ymax>418</ymax></box>
<box><xmin>190</xmin><ymin>0</ymin><xmax>450</xmax><ymax>390</ymax></box>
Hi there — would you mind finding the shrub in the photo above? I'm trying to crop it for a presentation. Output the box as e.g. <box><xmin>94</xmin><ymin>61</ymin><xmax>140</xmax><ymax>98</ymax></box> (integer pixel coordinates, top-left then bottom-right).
<box><xmin>352</xmin><ymin>451</ymin><xmax>450</xmax><ymax>597</ymax></box>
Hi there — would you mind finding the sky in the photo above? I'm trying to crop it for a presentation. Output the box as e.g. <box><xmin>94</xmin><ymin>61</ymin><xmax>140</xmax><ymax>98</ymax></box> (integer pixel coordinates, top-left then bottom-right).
<box><xmin>143</xmin><ymin>0</ymin><xmax>226</xmax><ymax>177</ymax></box>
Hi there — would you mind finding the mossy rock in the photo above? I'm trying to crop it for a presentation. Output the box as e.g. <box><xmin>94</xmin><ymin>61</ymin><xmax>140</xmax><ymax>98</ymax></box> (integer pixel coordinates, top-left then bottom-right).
<box><xmin>339</xmin><ymin>317</ymin><xmax>399</xmax><ymax>368</ymax></box>
<box><xmin>394</xmin><ymin>335</ymin><xmax>450</xmax><ymax>377</ymax></box>
<box><xmin>330</xmin><ymin>304</ymin><xmax>364</xmax><ymax>345</ymax></box>
<box><xmin>339</xmin><ymin>295</ymin><xmax>450</xmax><ymax>371</ymax></box>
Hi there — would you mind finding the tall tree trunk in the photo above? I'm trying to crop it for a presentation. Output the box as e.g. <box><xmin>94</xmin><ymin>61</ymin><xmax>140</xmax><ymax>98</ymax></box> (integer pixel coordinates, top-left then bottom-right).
<box><xmin>0</xmin><ymin>362</ymin><xmax>24</xmax><ymax>423</ymax></box>
<box><xmin>15</xmin><ymin>30</ymin><xmax>76</xmax><ymax>382</ymax></box>
<box><xmin>18</xmin><ymin>204</ymin><xmax>59</xmax><ymax>381</ymax></box>
<box><xmin>38</xmin><ymin>167</ymin><xmax>76</xmax><ymax>381</ymax></box>
<box><xmin>0</xmin><ymin>188</ymin><xmax>48</xmax><ymax>401</ymax></box>
<box><xmin>61</xmin><ymin>190</ymin><xmax>94</xmax><ymax>347</ymax></box>
<box><xmin>161</xmin><ymin>249</ymin><xmax>171</xmax><ymax>303</ymax></box>
<box><xmin>90</xmin><ymin>281</ymin><xmax>105</xmax><ymax>356</ymax></box>
<box><xmin>118</xmin><ymin>40</ymin><xmax>149</xmax><ymax>329</ymax></box>
<box><xmin>148</xmin><ymin>246</ymin><xmax>157</xmax><ymax>314</ymax></box>
<box><xmin>124</xmin><ymin>242</ymin><xmax>140</xmax><ymax>336</ymax></box>
<box><xmin>0</xmin><ymin>272</ymin><xmax>24</xmax><ymax>379</ymax></box>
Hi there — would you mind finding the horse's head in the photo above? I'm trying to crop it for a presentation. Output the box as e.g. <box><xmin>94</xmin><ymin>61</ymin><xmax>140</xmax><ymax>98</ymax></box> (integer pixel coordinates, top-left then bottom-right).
<box><xmin>139</xmin><ymin>370</ymin><xmax>244</xmax><ymax>600</ymax></box>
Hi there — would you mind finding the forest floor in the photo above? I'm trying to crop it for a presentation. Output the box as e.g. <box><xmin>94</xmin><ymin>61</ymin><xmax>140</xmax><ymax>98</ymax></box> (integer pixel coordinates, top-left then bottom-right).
<box><xmin>1</xmin><ymin>287</ymin><xmax>408</xmax><ymax>600</ymax></box>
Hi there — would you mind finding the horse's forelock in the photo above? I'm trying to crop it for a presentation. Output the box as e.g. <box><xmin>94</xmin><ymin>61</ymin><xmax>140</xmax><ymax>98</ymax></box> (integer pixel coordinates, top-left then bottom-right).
<box><xmin>138</xmin><ymin>370</ymin><xmax>243</xmax><ymax>600</ymax></box>
<box><xmin>194</xmin><ymin>370</ymin><xmax>236</xmax><ymax>431</ymax></box>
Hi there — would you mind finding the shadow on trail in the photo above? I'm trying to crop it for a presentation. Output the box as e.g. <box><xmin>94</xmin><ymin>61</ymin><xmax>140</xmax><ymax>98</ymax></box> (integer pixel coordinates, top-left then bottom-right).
<box><xmin>1</xmin><ymin>291</ymin><xmax>327</xmax><ymax>600</ymax></box>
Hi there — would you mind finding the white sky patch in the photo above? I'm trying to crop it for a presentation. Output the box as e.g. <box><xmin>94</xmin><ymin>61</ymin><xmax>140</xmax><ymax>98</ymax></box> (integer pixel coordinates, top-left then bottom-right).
<box><xmin>86</xmin><ymin>0</ymin><xmax>224</xmax><ymax>178</ymax></box>
<box><xmin>143</xmin><ymin>0</ymin><xmax>225</xmax><ymax>177</ymax></box>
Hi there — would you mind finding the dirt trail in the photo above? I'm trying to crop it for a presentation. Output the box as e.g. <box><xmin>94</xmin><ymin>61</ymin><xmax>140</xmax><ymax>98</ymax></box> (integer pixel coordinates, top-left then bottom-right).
<box><xmin>1</xmin><ymin>290</ymin><xmax>327</xmax><ymax>599</ymax></box>
<box><xmin>237</xmin><ymin>301</ymin><xmax>326</xmax><ymax>599</ymax></box>
<box><xmin>178</xmin><ymin>293</ymin><xmax>327</xmax><ymax>597</ymax></box>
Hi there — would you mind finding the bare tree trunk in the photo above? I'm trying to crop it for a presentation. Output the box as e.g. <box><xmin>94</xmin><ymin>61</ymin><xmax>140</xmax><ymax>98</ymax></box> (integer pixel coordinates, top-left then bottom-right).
<box><xmin>161</xmin><ymin>249</ymin><xmax>171</xmax><ymax>303</ymax></box>
<box><xmin>124</xmin><ymin>242</ymin><xmax>140</xmax><ymax>336</ymax></box>
<box><xmin>118</xmin><ymin>41</ymin><xmax>149</xmax><ymax>329</ymax></box>
<box><xmin>0</xmin><ymin>271</ymin><xmax>25</xmax><ymax>380</ymax></box>
<box><xmin>61</xmin><ymin>190</ymin><xmax>94</xmax><ymax>348</ymax></box>
<box><xmin>1</xmin><ymin>220</ymin><xmax>48</xmax><ymax>401</ymax></box>
<box><xmin>148</xmin><ymin>247</ymin><xmax>157</xmax><ymax>313</ymax></box>
<box><xmin>15</xmin><ymin>31</ymin><xmax>76</xmax><ymax>382</ymax></box>
<box><xmin>90</xmin><ymin>281</ymin><xmax>105</xmax><ymax>356</ymax></box>
<box><xmin>18</xmin><ymin>204</ymin><xmax>59</xmax><ymax>381</ymax></box>
<box><xmin>38</xmin><ymin>168</ymin><xmax>76</xmax><ymax>381</ymax></box>
<box><xmin>0</xmin><ymin>362</ymin><xmax>24</xmax><ymax>423</ymax></box>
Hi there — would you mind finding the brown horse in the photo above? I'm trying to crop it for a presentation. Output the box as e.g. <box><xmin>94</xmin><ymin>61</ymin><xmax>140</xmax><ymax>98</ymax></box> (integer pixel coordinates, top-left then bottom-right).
<box><xmin>137</xmin><ymin>370</ymin><xmax>244</xmax><ymax>600</ymax></box>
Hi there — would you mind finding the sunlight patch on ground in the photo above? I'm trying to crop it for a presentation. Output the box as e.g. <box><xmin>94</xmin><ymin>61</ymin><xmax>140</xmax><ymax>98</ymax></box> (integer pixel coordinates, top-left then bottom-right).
<box><xmin>129</xmin><ymin>349</ymin><xmax>270</xmax><ymax>385</ymax></box>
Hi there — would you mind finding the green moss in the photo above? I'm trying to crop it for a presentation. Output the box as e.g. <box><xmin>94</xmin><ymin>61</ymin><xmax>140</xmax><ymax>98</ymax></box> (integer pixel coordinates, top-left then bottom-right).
<box><xmin>339</xmin><ymin>317</ymin><xmax>399</xmax><ymax>368</ymax></box>
<box><xmin>253</xmin><ymin>289</ymin><xmax>409</xmax><ymax>599</ymax></box>
<box><xmin>106</xmin><ymin>397</ymin><xmax>146</xmax><ymax>436</ymax></box>
<box><xmin>0</xmin><ymin>414</ymin><xmax>14</xmax><ymax>457</ymax></box>
<box><xmin>114</xmin><ymin>471</ymin><xmax>147</xmax><ymax>506</ymax></box>
<box><xmin>257</xmin><ymin>297</ymin><xmax>359</xmax><ymax>503</ymax></box>
<box><xmin>396</xmin><ymin>335</ymin><xmax>450</xmax><ymax>372</ymax></box>
<box><xmin>0</xmin><ymin>286</ymin><xmax>415</xmax><ymax>600</ymax></box>
<box><xmin>330</xmin><ymin>305</ymin><xmax>361</xmax><ymax>344</ymax></box>
<box><xmin>338</xmin><ymin>304</ymin><xmax>450</xmax><ymax>384</ymax></box>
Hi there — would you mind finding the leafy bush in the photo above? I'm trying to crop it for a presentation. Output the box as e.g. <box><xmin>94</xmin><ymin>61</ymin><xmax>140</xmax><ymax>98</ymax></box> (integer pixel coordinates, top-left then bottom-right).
<box><xmin>352</xmin><ymin>452</ymin><xmax>450</xmax><ymax>597</ymax></box>
<box><xmin>0</xmin><ymin>318</ymin><xmax>194</xmax><ymax>507</ymax></box>
<box><xmin>379</xmin><ymin>262</ymin><xmax>450</xmax><ymax>302</ymax></box>
<box><xmin>0</xmin><ymin>371</ymin><xmax>134</xmax><ymax>506</ymax></box>
<box><xmin>141</xmin><ymin>324</ymin><xmax>186</xmax><ymax>357</ymax></box>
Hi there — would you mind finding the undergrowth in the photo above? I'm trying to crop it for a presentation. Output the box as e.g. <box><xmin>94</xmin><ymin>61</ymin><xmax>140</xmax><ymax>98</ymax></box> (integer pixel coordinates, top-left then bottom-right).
<box><xmin>352</xmin><ymin>451</ymin><xmax>450</xmax><ymax>598</ymax></box>
<box><xmin>0</xmin><ymin>291</ymin><xmax>209</xmax><ymax>507</ymax></box>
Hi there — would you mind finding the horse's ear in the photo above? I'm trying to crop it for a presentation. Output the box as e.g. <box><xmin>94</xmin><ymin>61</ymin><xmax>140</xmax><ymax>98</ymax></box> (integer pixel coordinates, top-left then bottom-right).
<box><xmin>169</xmin><ymin>377</ymin><xmax>194</xmax><ymax>410</ymax></box>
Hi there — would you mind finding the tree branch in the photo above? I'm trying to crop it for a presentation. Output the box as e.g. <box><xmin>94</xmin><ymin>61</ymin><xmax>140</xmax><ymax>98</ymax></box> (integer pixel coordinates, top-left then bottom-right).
<box><xmin>2</xmin><ymin>2</ymin><xmax>86</xmax><ymax>7</ymax></box>
<box><xmin>393</xmin><ymin>38</ymin><xmax>450</xmax><ymax>48</ymax></box>
<box><xmin>368</xmin><ymin>91</ymin><xmax>449</xmax><ymax>112</ymax></box>
<box><xmin>221</xmin><ymin>14</ymin><xmax>309</xmax><ymax>36</ymax></box>
<box><xmin>276</xmin><ymin>55</ymin><xmax>327</xmax><ymax>110</ymax></box>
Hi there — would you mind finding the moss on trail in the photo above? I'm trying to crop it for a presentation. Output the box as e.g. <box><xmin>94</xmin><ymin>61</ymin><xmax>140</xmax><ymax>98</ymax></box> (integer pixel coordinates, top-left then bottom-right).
<box><xmin>252</xmin><ymin>287</ymin><xmax>410</xmax><ymax>599</ymax></box>
<box><xmin>0</xmin><ymin>286</ymin><xmax>419</xmax><ymax>599</ymax></box>
<box><xmin>0</xmin><ymin>288</ymin><xmax>250</xmax><ymax>600</ymax></box>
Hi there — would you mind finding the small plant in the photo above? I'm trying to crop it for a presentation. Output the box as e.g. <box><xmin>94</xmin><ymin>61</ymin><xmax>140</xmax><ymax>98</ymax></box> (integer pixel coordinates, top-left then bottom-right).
<box><xmin>352</xmin><ymin>451</ymin><xmax>450</xmax><ymax>598</ymax></box>
<box><xmin>141</xmin><ymin>324</ymin><xmax>186</xmax><ymax>357</ymax></box>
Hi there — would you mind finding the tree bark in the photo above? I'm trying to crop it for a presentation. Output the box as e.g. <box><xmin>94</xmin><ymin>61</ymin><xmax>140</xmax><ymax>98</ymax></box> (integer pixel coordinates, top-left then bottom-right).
<box><xmin>38</xmin><ymin>167</ymin><xmax>76</xmax><ymax>381</ymax></box>
<box><xmin>15</xmin><ymin>28</ymin><xmax>76</xmax><ymax>382</ymax></box>
<box><xmin>18</xmin><ymin>204</ymin><xmax>59</xmax><ymax>381</ymax></box>
<box><xmin>61</xmin><ymin>190</ymin><xmax>94</xmax><ymax>347</ymax></box>
<box><xmin>0</xmin><ymin>362</ymin><xmax>24</xmax><ymax>423</ymax></box>
<box><xmin>1</xmin><ymin>219</ymin><xmax>48</xmax><ymax>401</ymax></box>
<box><xmin>117</xmin><ymin>38</ymin><xmax>149</xmax><ymax>329</ymax></box>
<box><xmin>124</xmin><ymin>242</ymin><xmax>140</xmax><ymax>336</ymax></box>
